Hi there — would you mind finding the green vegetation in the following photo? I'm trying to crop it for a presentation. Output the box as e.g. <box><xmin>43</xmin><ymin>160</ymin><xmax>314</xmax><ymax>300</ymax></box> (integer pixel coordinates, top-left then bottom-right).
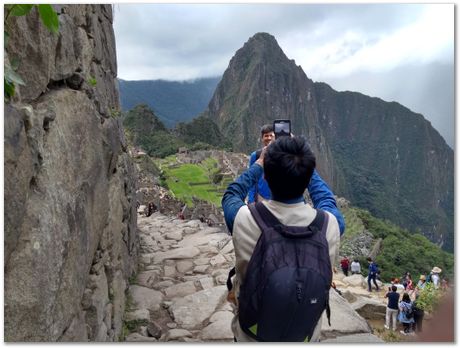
<box><xmin>122</xmin><ymin>104</ymin><xmax>229</xmax><ymax>158</ymax></box>
<box><xmin>88</xmin><ymin>76</ymin><xmax>97</xmax><ymax>87</ymax></box>
<box><xmin>118</xmin><ymin>77</ymin><xmax>221</xmax><ymax>128</ymax></box>
<box><xmin>156</xmin><ymin>156</ymin><xmax>226</xmax><ymax>207</ymax></box>
<box><xmin>355</xmin><ymin>208</ymin><xmax>453</xmax><ymax>282</ymax></box>
<box><xmin>4</xmin><ymin>4</ymin><xmax>59</xmax><ymax>100</ymax></box>
<box><xmin>415</xmin><ymin>282</ymin><xmax>444</xmax><ymax>312</ymax></box>
<box><xmin>176</xmin><ymin>115</ymin><xmax>231</xmax><ymax>150</ymax></box>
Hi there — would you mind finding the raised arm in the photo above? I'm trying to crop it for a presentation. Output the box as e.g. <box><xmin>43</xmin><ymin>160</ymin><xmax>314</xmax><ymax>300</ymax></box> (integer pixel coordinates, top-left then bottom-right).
<box><xmin>247</xmin><ymin>151</ymin><xmax>257</xmax><ymax>204</ymax></box>
<box><xmin>308</xmin><ymin>169</ymin><xmax>345</xmax><ymax>235</ymax></box>
<box><xmin>222</xmin><ymin>163</ymin><xmax>263</xmax><ymax>234</ymax></box>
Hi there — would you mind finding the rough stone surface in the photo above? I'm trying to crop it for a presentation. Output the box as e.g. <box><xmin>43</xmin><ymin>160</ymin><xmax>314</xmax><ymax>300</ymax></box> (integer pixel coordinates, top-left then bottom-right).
<box><xmin>125</xmin><ymin>333</ymin><xmax>157</xmax><ymax>342</ymax></box>
<box><xmin>164</xmin><ymin>282</ymin><xmax>197</xmax><ymax>299</ymax></box>
<box><xmin>341</xmin><ymin>290</ymin><xmax>358</xmax><ymax>303</ymax></box>
<box><xmin>342</xmin><ymin>274</ymin><xmax>365</xmax><ymax>287</ymax></box>
<box><xmin>153</xmin><ymin>247</ymin><xmax>201</xmax><ymax>263</ymax></box>
<box><xmin>165</xmin><ymin>329</ymin><xmax>193</xmax><ymax>341</ymax></box>
<box><xmin>322</xmin><ymin>333</ymin><xmax>385</xmax><ymax>343</ymax></box>
<box><xmin>147</xmin><ymin>321</ymin><xmax>162</xmax><ymax>339</ymax></box>
<box><xmin>129</xmin><ymin>286</ymin><xmax>164</xmax><ymax>311</ymax></box>
<box><xmin>4</xmin><ymin>5</ymin><xmax>137</xmax><ymax>342</ymax></box>
<box><xmin>320</xmin><ymin>289</ymin><xmax>372</xmax><ymax>340</ymax></box>
<box><xmin>201</xmin><ymin>320</ymin><xmax>234</xmax><ymax>341</ymax></box>
<box><xmin>169</xmin><ymin>286</ymin><xmax>228</xmax><ymax>329</ymax></box>
<box><xmin>351</xmin><ymin>297</ymin><xmax>387</xmax><ymax>320</ymax></box>
<box><xmin>125</xmin><ymin>309</ymin><xmax>150</xmax><ymax>322</ymax></box>
<box><xmin>209</xmin><ymin>311</ymin><xmax>234</xmax><ymax>323</ymax></box>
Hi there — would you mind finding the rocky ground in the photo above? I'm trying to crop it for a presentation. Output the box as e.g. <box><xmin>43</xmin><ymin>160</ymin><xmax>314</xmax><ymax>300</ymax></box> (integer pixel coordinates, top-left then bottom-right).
<box><xmin>122</xmin><ymin>212</ymin><xmax>419</xmax><ymax>343</ymax></box>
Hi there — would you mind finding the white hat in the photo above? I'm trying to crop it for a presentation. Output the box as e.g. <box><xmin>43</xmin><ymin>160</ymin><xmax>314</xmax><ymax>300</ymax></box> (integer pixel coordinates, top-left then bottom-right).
<box><xmin>431</xmin><ymin>266</ymin><xmax>442</xmax><ymax>273</ymax></box>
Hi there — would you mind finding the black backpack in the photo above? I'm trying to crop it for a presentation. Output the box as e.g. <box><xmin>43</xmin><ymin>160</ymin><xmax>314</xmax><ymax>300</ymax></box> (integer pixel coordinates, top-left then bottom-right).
<box><xmin>238</xmin><ymin>202</ymin><xmax>332</xmax><ymax>342</ymax></box>
<box><xmin>405</xmin><ymin>304</ymin><xmax>415</xmax><ymax>319</ymax></box>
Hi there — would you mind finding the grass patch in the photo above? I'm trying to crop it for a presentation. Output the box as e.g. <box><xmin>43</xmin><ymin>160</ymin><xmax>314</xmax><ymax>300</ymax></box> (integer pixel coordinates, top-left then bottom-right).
<box><xmin>156</xmin><ymin>157</ymin><xmax>227</xmax><ymax>207</ymax></box>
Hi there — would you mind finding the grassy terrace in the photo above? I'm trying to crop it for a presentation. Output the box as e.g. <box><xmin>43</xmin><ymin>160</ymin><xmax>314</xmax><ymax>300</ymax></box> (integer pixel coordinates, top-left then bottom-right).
<box><xmin>156</xmin><ymin>156</ymin><xmax>229</xmax><ymax>207</ymax></box>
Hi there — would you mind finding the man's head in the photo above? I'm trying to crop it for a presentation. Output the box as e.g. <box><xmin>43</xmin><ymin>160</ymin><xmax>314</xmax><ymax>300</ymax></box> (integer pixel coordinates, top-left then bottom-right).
<box><xmin>260</xmin><ymin>124</ymin><xmax>274</xmax><ymax>146</ymax></box>
<box><xmin>263</xmin><ymin>136</ymin><xmax>315</xmax><ymax>201</ymax></box>
<box><xmin>391</xmin><ymin>285</ymin><xmax>397</xmax><ymax>292</ymax></box>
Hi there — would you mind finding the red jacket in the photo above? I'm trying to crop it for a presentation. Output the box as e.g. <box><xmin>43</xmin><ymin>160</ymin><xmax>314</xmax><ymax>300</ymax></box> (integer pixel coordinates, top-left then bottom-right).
<box><xmin>340</xmin><ymin>258</ymin><xmax>349</xmax><ymax>269</ymax></box>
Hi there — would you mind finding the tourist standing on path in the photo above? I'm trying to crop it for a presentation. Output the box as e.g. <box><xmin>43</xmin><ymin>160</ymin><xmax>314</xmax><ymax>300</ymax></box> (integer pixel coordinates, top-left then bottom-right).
<box><xmin>350</xmin><ymin>259</ymin><xmax>361</xmax><ymax>274</ymax></box>
<box><xmin>431</xmin><ymin>267</ymin><xmax>442</xmax><ymax>289</ymax></box>
<box><xmin>392</xmin><ymin>278</ymin><xmax>405</xmax><ymax>297</ymax></box>
<box><xmin>384</xmin><ymin>285</ymin><xmax>400</xmax><ymax>331</ymax></box>
<box><xmin>222</xmin><ymin>136</ymin><xmax>344</xmax><ymax>342</ymax></box>
<box><xmin>367</xmin><ymin>257</ymin><xmax>379</xmax><ymax>292</ymax></box>
<box><xmin>398</xmin><ymin>293</ymin><xmax>415</xmax><ymax>335</ymax></box>
<box><xmin>412</xmin><ymin>293</ymin><xmax>424</xmax><ymax>333</ymax></box>
<box><xmin>416</xmin><ymin>275</ymin><xmax>427</xmax><ymax>290</ymax></box>
<box><xmin>340</xmin><ymin>256</ymin><xmax>350</xmax><ymax>276</ymax></box>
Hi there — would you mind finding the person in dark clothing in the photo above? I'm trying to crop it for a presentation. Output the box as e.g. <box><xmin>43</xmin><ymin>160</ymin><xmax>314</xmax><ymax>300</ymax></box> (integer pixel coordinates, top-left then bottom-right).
<box><xmin>384</xmin><ymin>285</ymin><xmax>400</xmax><ymax>331</ymax></box>
<box><xmin>367</xmin><ymin>257</ymin><xmax>379</xmax><ymax>292</ymax></box>
<box><xmin>146</xmin><ymin>202</ymin><xmax>156</xmax><ymax>217</ymax></box>
<box><xmin>412</xmin><ymin>293</ymin><xmax>424</xmax><ymax>333</ymax></box>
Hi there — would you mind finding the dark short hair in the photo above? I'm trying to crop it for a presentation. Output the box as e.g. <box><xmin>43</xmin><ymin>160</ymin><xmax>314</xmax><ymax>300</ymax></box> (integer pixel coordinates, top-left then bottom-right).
<box><xmin>260</xmin><ymin>124</ymin><xmax>273</xmax><ymax>135</ymax></box>
<box><xmin>391</xmin><ymin>285</ymin><xmax>397</xmax><ymax>292</ymax></box>
<box><xmin>367</xmin><ymin>257</ymin><xmax>372</xmax><ymax>262</ymax></box>
<box><xmin>264</xmin><ymin>136</ymin><xmax>315</xmax><ymax>201</ymax></box>
<box><xmin>402</xmin><ymin>293</ymin><xmax>411</xmax><ymax>303</ymax></box>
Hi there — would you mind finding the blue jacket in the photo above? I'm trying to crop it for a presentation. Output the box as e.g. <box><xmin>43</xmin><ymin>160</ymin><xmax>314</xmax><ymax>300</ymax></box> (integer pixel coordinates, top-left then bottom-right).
<box><xmin>222</xmin><ymin>162</ymin><xmax>346</xmax><ymax>235</ymax></box>
<box><xmin>369</xmin><ymin>262</ymin><xmax>379</xmax><ymax>275</ymax></box>
<box><xmin>247</xmin><ymin>150</ymin><xmax>271</xmax><ymax>203</ymax></box>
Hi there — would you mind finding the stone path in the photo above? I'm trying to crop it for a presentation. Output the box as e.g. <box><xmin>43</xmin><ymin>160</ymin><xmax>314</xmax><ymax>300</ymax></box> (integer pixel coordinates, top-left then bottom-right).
<box><xmin>124</xmin><ymin>212</ymin><xmax>235</xmax><ymax>342</ymax></box>
<box><xmin>123</xmin><ymin>212</ymin><xmax>385</xmax><ymax>342</ymax></box>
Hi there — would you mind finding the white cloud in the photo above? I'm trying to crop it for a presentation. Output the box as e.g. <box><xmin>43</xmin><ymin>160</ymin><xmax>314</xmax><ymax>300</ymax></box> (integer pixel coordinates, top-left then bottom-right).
<box><xmin>283</xmin><ymin>4</ymin><xmax>454</xmax><ymax>80</ymax></box>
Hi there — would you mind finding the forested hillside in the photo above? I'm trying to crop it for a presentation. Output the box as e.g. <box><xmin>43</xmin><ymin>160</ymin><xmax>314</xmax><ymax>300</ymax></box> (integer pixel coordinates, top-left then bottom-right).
<box><xmin>118</xmin><ymin>77</ymin><xmax>220</xmax><ymax>128</ymax></box>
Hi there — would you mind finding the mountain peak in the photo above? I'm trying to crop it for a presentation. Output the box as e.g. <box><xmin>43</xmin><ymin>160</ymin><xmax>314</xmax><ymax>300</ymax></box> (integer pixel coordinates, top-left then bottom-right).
<box><xmin>240</xmin><ymin>32</ymin><xmax>283</xmax><ymax>57</ymax></box>
<box><xmin>248</xmin><ymin>32</ymin><xmax>277</xmax><ymax>44</ymax></box>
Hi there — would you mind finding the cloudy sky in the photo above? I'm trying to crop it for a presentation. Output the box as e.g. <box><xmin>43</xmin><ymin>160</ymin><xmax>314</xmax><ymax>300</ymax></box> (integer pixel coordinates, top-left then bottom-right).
<box><xmin>113</xmin><ymin>3</ymin><xmax>454</xmax><ymax>148</ymax></box>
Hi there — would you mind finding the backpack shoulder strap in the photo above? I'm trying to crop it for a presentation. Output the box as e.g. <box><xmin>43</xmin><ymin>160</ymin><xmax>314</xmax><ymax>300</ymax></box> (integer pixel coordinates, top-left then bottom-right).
<box><xmin>247</xmin><ymin>202</ymin><xmax>280</xmax><ymax>231</ymax></box>
<box><xmin>248</xmin><ymin>202</ymin><xmax>328</xmax><ymax>235</ymax></box>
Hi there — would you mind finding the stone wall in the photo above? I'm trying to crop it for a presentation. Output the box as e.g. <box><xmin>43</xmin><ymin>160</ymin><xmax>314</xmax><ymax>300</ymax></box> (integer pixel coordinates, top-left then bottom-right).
<box><xmin>4</xmin><ymin>5</ymin><xmax>138</xmax><ymax>341</ymax></box>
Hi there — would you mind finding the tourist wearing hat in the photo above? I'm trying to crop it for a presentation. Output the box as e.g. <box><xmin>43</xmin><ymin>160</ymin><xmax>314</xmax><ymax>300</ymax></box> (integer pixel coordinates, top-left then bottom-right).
<box><xmin>417</xmin><ymin>275</ymin><xmax>427</xmax><ymax>290</ymax></box>
<box><xmin>431</xmin><ymin>267</ymin><xmax>442</xmax><ymax>289</ymax></box>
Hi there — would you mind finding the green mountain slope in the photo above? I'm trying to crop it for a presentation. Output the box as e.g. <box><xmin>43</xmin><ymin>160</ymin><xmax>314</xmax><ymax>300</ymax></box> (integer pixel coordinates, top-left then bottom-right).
<box><xmin>118</xmin><ymin>77</ymin><xmax>220</xmax><ymax>128</ymax></box>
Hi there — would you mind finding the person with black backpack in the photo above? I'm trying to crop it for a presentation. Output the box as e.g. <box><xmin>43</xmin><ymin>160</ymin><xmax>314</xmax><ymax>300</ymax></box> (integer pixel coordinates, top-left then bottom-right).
<box><xmin>222</xmin><ymin>136</ymin><xmax>345</xmax><ymax>342</ymax></box>
<box><xmin>398</xmin><ymin>292</ymin><xmax>415</xmax><ymax>335</ymax></box>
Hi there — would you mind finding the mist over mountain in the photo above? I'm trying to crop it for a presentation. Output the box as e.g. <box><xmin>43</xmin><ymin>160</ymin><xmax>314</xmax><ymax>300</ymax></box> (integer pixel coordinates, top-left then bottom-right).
<box><xmin>118</xmin><ymin>77</ymin><xmax>220</xmax><ymax>128</ymax></box>
<box><xmin>325</xmin><ymin>62</ymin><xmax>454</xmax><ymax>148</ymax></box>
<box><xmin>201</xmin><ymin>32</ymin><xmax>454</xmax><ymax>252</ymax></box>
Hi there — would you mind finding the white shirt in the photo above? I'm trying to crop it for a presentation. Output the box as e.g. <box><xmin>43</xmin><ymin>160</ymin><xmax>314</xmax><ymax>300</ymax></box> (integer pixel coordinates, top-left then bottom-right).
<box><xmin>350</xmin><ymin>261</ymin><xmax>361</xmax><ymax>273</ymax></box>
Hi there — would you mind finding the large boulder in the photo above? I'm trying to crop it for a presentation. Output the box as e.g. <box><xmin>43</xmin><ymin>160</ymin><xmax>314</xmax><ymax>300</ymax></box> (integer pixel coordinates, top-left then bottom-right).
<box><xmin>342</xmin><ymin>274</ymin><xmax>365</xmax><ymax>287</ymax></box>
<box><xmin>320</xmin><ymin>289</ymin><xmax>371</xmax><ymax>340</ymax></box>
